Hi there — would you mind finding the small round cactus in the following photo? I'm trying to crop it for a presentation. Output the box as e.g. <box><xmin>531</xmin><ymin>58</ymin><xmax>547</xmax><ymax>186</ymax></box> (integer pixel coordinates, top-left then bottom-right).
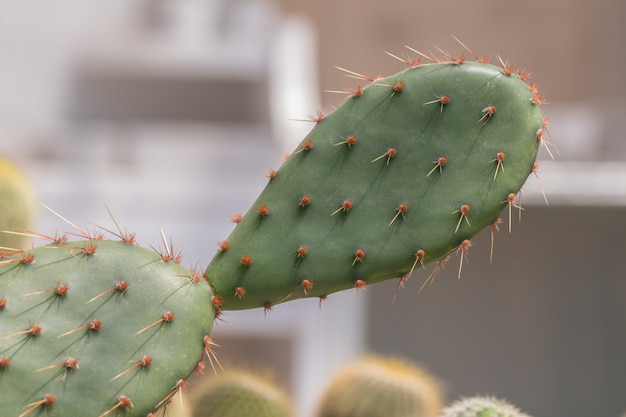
<box><xmin>315</xmin><ymin>355</ymin><xmax>443</xmax><ymax>417</ymax></box>
<box><xmin>441</xmin><ymin>396</ymin><xmax>532</xmax><ymax>417</ymax></box>
<box><xmin>0</xmin><ymin>157</ymin><xmax>36</xmax><ymax>249</ymax></box>
<box><xmin>190</xmin><ymin>370</ymin><xmax>295</xmax><ymax>417</ymax></box>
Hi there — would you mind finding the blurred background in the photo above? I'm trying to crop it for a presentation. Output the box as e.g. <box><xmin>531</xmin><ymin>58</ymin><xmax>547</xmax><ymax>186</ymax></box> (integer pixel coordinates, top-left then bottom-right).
<box><xmin>0</xmin><ymin>1</ymin><xmax>625</xmax><ymax>416</ymax></box>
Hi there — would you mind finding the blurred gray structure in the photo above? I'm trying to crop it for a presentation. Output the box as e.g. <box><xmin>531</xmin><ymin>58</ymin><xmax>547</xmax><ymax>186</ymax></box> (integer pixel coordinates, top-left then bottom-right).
<box><xmin>0</xmin><ymin>1</ymin><xmax>624</xmax><ymax>417</ymax></box>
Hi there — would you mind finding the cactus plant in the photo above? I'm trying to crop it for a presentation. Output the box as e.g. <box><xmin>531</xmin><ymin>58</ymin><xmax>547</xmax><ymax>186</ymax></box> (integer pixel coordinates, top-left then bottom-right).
<box><xmin>315</xmin><ymin>355</ymin><xmax>443</xmax><ymax>417</ymax></box>
<box><xmin>0</xmin><ymin>46</ymin><xmax>547</xmax><ymax>416</ymax></box>
<box><xmin>0</xmin><ymin>238</ymin><xmax>215</xmax><ymax>417</ymax></box>
<box><xmin>0</xmin><ymin>157</ymin><xmax>37</xmax><ymax>249</ymax></box>
<box><xmin>206</xmin><ymin>55</ymin><xmax>545</xmax><ymax>310</ymax></box>
<box><xmin>441</xmin><ymin>396</ymin><xmax>532</xmax><ymax>417</ymax></box>
<box><xmin>189</xmin><ymin>370</ymin><xmax>295</xmax><ymax>417</ymax></box>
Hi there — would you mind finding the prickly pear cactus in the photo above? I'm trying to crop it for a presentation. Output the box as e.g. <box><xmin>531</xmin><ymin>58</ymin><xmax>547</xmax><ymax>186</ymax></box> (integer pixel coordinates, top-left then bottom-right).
<box><xmin>315</xmin><ymin>355</ymin><xmax>442</xmax><ymax>417</ymax></box>
<box><xmin>0</xmin><ymin>238</ymin><xmax>215</xmax><ymax>417</ymax></box>
<box><xmin>441</xmin><ymin>396</ymin><xmax>532</xmax><ymax>417</ymax></box>
<box><xmin>190</xmin><ymin>370</ymin><xmax>295</xmax><ymax>417</ymax></box>
<box><xmin>206</xmin><ymin>55</ymin><xmax>546</xmax><ymax>310</ymax></box>
<box><xmin>0</xmin><ymin>45</ymin><xmax>549</xmax><ymax>416</ymax></box>
<box><xmin>0</xmin><ymin>157</ymin><xmax>37</xmax><ymax>249</ymax></box>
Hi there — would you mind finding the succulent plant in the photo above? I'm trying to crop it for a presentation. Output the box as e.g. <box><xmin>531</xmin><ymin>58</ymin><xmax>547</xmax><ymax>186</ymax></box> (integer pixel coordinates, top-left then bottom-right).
<box><xmin>0</xmin><ymin>45</ymin><xmax>548</xmax><ymax>416</ymax></box>
<box><xmin>315</xmin><ymin>355</ymin><xmax>443</xmax><ymax>417</ymax></box>
<box><xmin>0</xmin><ymin>157</ymin><xmax>37</xmax><ymax>250</ymax></box>
<box><xmin>0</xmin><ymin>238</ymin><xmax>215</xmax><ymax>417</ymax></box>
<box><xmin>441</xmin><ymin>396</ymin><xmax>532</xmax><ymax>417</ymax></box>
<box><xmin>206</xmin><ymin>55</ymin><xmax>546</xmax><ymax>310</ymax></box>
<box><xmin>189</xmin><ymin>370</ymin><xmax>294</xmax><ymax>417</ymax></box>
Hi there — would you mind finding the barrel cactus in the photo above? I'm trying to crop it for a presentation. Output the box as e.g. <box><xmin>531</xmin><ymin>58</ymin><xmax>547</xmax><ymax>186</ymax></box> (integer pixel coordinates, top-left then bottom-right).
<box><xmin>315</xmin><ymin>355</ymin><xmax>443</xmax><ymax>417</ymax></box>
<box><xmin>0</xmin><ymin>157</ymin><xmax>37</xmax><ymax>250</ymax></box>
<box><xmin>189</xmin><ymin>370</ymin><xmax>294</xmax><ymax>417</ymax></box>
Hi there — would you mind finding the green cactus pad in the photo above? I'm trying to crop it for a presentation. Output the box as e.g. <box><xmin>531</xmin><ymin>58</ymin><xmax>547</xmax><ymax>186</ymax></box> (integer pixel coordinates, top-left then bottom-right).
<box><xmin>0</xmin><ymin>239</ymin><xmax>215</xmax><ymax>417</ymax></box>
<box><xmin>190</xmin><ymin>370</ymin><xmax>295</xmax><ymax>417</ymax></box>
<box><xmin>441</xmin><ymin>396</ymin><xmax>532</xmax><ymax>417</ymax></box>
<box><xmin>206</xmin><ymin>59</ymin><xmax>545</xmax><ymax>310</ymax></box>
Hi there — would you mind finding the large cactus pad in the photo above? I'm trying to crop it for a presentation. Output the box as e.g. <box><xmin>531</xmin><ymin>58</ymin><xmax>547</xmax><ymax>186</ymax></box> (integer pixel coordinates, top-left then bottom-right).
<box><xmin>0</xmin><ymin>239</ymin><xmax>215</xmax><ymax>416</ymax></box>
<box><xmin>206</xmin><ymin>59</ymin><xmax>545</xmax><ymax>310</ymax></box>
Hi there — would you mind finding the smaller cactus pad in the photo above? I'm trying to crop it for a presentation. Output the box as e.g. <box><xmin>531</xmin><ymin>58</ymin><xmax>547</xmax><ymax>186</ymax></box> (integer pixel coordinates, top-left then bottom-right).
<box><xmin>206</xmin><ymin>56</ymin><xmax>546</xmax><ymax>310</ymax></box>
<box><xmin>0</xmin><ymin>239</ymin><xmax>215</xmax><ymax>417</ymax></box>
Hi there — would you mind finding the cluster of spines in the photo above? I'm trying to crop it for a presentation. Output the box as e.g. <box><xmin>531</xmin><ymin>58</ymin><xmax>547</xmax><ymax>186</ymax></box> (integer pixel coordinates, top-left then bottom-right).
<box><xmin>337</xmin><ymin>43</ymin><xmax>554</xmax><ymax>159</ymax></box>
<box><xmin>209</xmin><ymin>42</ymin><xmax>549</xmax><ymax>310</ymax></box>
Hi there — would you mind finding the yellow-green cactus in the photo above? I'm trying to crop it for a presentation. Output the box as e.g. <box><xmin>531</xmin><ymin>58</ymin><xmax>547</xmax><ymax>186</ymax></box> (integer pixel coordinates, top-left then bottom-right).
<box><xmin>315</xmin><ymin>355</ymin><xmax>443</xmax><ymax>417</ymax></box>
<box><xmin>190</xmin><ymin>370</ymin><xmax>295</xmax><ymax>417</ymax></box>
<box><xmin>0</xmin><ymin>157</ymin><xmax>36</xmax><ymax>249</ymax></box>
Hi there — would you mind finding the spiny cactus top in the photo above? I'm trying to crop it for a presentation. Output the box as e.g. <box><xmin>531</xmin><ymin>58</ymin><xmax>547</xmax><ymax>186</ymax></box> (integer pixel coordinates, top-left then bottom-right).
<box><xmin>315</xmin><ymin>355</ymin><xmax>443</xmax><ymax>417</ymax></box>
<box><xmin>441</xmin><ymin>396</ymin><xmax>533</xmax><ymax>417</ymax></box>
<box><xmin>189</xmin><ymin>370</ymin><xmax>295</xmax><ymax>417</ymax></box>
<box><xmin>206</xmin><ymin>50</ymin><xmax>548</xmax><ymax>310</ymax></box>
